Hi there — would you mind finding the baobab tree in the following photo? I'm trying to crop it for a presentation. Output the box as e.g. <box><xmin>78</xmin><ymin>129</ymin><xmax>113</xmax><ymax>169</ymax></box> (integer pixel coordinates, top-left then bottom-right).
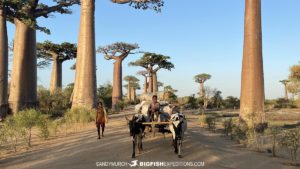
<box><xmin>137</xmin><ymin>70</ymin><xmax>149</xmax><ymax>94</ymax></box>
<box><xmin>72</xmin><ymin>0</ymin><xmax>163</xmax><ymax>109</ymax></box>
<box><xmin>279</xmin><ymin>80</ymin><xmax>289</xmax><ymax>100</ymax></box>
<box><xmin>240</xmin><ymin>0</ymin><xmax>265</xmax><ymax>126</ymax></box>
<box><xmin>129</xmin><ymin>52</ymin><xmax>174</xmax><ymax>94</ymax></box>
<box><xmin>97</xmin><ymin>42</ymin><xmax>139</xmax><ymax>109</ymax></box>
<box><xmin>37</xmin><ymin>41</ymin><xmax>77</xmax><ymax>93</ymax></box>
<box><xmin>0</xmin><ymin>1</ymin><xmax>10</xmax><ymax>119</ymax></box>
<box><xmin>124</xmin><ymin>76</ymin><xmax>139</xmax><ymax>101</ymax></box>
<box><xmin>130</xmin><ymin>82</ymin><xmax>140</xmax><ymax>102</ymax></box>
<box><xmin>8</xmin><ymin>0</ymin><xmax>79</xmax><ymax>114</ymax></box>
<box><xmin>194</xmin><ymin>73</ymin><xmax>211</xmax><ymax>98</ymax></box>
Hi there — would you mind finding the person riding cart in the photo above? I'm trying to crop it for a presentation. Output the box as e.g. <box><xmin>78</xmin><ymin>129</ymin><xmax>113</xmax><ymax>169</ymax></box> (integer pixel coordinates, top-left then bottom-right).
<box><xmin>147</xmin><ymin>95</ymin><xmax>160</xmax><ymax>122</ymax></box>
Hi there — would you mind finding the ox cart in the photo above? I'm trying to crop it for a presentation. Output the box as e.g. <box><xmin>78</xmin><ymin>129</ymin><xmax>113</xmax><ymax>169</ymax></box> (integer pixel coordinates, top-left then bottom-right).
<box><xmin>128</xmin><ymin>100</ymin><xmax>187</xmax><ymax>158</ymax></box>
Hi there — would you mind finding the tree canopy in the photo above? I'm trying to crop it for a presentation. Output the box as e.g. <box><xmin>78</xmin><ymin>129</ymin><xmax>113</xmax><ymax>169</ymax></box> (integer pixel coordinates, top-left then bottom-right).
<box><xmin>129</xmin><ymin>52</ymin><xmax>174</xmax><ymax>72</ymax></box>
<box><xmin>97</xmin><ymin>42</ymin><xmax>139</xmax><ymax>60</ymax></box>
<box><xmin>2</xmin><ymin>0</ymin><xmax>80</xmax><ymax>34</ymax></box>
<box><xmin>194</xmin><ymin>73</ymin><xmax>212</xmax><ymax>83</ymax></box>
<box><xmin>124</xmin><ymin>75</ymin><xmax>139</xmax><ymax>83</ymax></box>
<box><xmin>37</xmin><ymin>41</ymin><xmax>77</xmax><ymax>67</ymax></box>
<box><xmin>111</xmin><ymin>0</ymin><xmax>164</xmax><ymax>12</ymax></box>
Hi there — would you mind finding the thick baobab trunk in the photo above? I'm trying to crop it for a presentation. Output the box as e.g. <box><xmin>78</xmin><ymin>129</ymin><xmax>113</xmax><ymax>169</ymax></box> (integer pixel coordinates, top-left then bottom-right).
<box><xmin>284</xmin><ymin>84</ymin><xmax>288</xmax><ymax>100</ymax></box>
<box><xmin>143</xmin><ymin>76</ymin><xmax>147</xmax><ymax>94</ymax></box>
<box><xmin>0</xmin><ymin>9</ymin><xmax>8</xmax><ymax>118</ymax></box>
<box><xmin>240</xmin><ymin>0</ymin><xmax>265</xmax><ymax>125</ymax></box>
<box><xmin>9</xmin><ymin>19</ymin><xmax>37</xmax><ymax>114</ymax></box>
<box><xmin>153</xmin><ymin>72</ymin><xmax>158</xmax><ymax>93</ymax></box>
<box><xmin>148</xmin><ymin>74</ymin><xmax>153</xmax><ymax>93</ymax></box>
<box><xmin>131</xmin><ymin>87</ymin><xmax>136</xmax><ymax>101</ymax></box>
<box><xmin>72</xmin><ymin>0</ymin><xmax>97</xmax><ymax>109</ymax></box>
<box><xmin>200</xmin><ymin>82</ymin><xmax>205</xmax><ymax>98</ymax></box>
<box><xmin>127</xmin><ymin>84</ymin><xmax>131</xmax><ymax>100</ymax></box>
<box><xmin>50</xmin><ymin>56</ymin><xmax>62</xmax><ymax>93</ymax></box>
<box><xmin>112</xmin><ymin>58</ymin><xmax>122</xmax><ymax>109</ymax></box>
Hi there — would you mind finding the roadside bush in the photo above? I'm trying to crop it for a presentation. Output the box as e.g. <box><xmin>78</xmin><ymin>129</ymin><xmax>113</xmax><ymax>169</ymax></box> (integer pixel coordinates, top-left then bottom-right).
<box><xmin>274</xmin><ymin>98</ymin><xmax>297</xmax><ymax>109</ymax></box>
<box><xmin>231</xmin><ymin>120</ymin><xmax>248</xmax><ymax>141</ymax></box>
<box><xmin>223</xmin><ymin>118</ymin><xmax>234</xmax><ymax>136</ymax></box>
<box><xmin>279</xmin><ymin>128</ymin><xmax>300</xmax><ymax>161</ymax></box>
<box><xmin>198</xmin><ymin>114</ymin><xmax>206</xmax><ymax>127</ymax></box>
<box><xmin>205</xmin><ymin>115</ymin><xmax>216</xmax><ymax>131</ymax></box>
<box><xmin>114</xmin><ymin>100</ymin><xmax>128</xmax><ymax>112</ymax></box>
<box><xmin>64</xmin><ymin>108</ymin><xmax>95</xmax><ymax>132</ymax></box>
<box><xmin>38</xmin><ymin>87</ymin><xmax>72</xmax><ymax>117</ymax></box>
<box><xmin>0</xmin><ymin>117</ymin><xmax>27</xmax><ymax>152</ymax></box>
<box><xmin>14</xmin><ymin>109</ymin><xmax>42</xmax><ymax>147</ymax></box>
<box><xmin>37</xmin><ymin>115</ymin><xmax>50</xmax><ymax>140</ymax></box>
<box><xmin>49</xmin><ymin>118</ymin><xmax>64</xmax><ymax>136</ymax></box>
<box><xmin>265</xmin><ymin>127</ymin><xmax>281</xmax><ymax>157</ymax></box>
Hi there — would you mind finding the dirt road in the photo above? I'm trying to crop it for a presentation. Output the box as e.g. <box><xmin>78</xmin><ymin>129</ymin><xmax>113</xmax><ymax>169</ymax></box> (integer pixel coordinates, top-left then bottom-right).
<box><xmin>0</xmin><ymin>113</ymin><xmax>297</xmax><ymax>169</ymax></box>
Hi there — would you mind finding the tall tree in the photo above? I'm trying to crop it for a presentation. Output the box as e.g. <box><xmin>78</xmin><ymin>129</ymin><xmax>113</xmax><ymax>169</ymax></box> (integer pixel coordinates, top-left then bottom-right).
<box><xmin>129</xmin><ymin>52</ymin><xmax>174</xmax><ymax>93</ymax></box>
<box><xmin>97</xmin><ymin>42</ymin><xmax>139</xmax><ymax>109</ymax></box>
<box><xmin>137</xmin><ymin>70</ymin><xmax>149</xmax><ymax>94</ymax></box>
<box><xmin>37</xmin><ymin>41</ymin><xmax>77</xmax><ymax>93</ymax></box>
<box><xmin>124</xmin><ymin>76</ymin><xmax>139</xmax><ymax>101</ymax></box>
<box><xmin>72</xmin><ymin>0</ymin><xmax>162</xmax><ymax>109</ymax></box>
<box><xmin>9</xmin><ymin>0</ymin><xmax>79</xmax><ymax>114</ymax></box>
<box><xmin>194</xmin><ymin>73</ymin><xmax>211</xmax><ymax>98</ymax></box>
<box><xmin>0</xmin><ymin>1</ymin><xmax>9</xmax><ymax>119</ymax></box>
<box><xmin>240</xmin><ymin>0</ymin><xmax>265</xmax><ymax>126</ymax></box>
<box><xmin>279</xmin><ymin>80</ymin><xmax>289</xmax><ymax>100</ymax></box>
<box><xmin>130</xmin><ymin>82</ymin><xmax>140</xmax><ymax>101</ymax></box>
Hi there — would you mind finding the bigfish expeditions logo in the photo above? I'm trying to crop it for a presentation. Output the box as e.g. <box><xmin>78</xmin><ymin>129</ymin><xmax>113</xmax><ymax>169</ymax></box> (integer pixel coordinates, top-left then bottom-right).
<box><xmin>96</xmin><ymin>160</ymin><xmax>205</xmax><ymax>167</ymax></box>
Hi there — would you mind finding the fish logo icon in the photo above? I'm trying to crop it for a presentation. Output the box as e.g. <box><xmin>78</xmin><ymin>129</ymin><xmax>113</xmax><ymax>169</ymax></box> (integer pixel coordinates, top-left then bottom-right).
<box><xmin>129</xmin><ymin>160</ymin><xmax>138</xmax><ymax>167</ymax></box>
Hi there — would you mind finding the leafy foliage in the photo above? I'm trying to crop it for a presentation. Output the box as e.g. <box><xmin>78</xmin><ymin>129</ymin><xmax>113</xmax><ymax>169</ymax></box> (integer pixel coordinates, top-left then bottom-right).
<box><xmin>111</xmin><ymin>0</ymin><xmax>164</xmax><ymax>12</ymax></box>
<box><xmin>279</xmin><ymin>128</ymin><xmax>300</xmax><ymax>161</ymax></box>
<box><xmin>194</xmin><ymin>73</ymin><xmax>211</xmax><ymax>83</ymax></box>
<box><xmin>37</xmin><ymin>40</ymin><xmax>77</xmax><ymax>67</ymax></box>
<box><xmin>97</xmin><ymin>42</ymin><xmax>139</xmax><ymax>59</ymax></box>
<box><xmin>97</xmin><ymin>83</ymin><xmax>113</xmax><ymax>109</ymax></box>
<box><xmin>37</xmin><ymin>86</ymin><xmax>73</xmax><ymax>117</ymax></box>
<box><xmin>129</xmin><ymin>52</ymin><xmax>174</xmax><ymax>72</ymax></box>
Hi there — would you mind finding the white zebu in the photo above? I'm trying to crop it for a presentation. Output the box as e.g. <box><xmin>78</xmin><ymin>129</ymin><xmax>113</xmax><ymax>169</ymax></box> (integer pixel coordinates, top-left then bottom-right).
<box><xmin>134</xmin><ymin>101</ymin><xmax>187</xmax><ymax>158</ymax></box>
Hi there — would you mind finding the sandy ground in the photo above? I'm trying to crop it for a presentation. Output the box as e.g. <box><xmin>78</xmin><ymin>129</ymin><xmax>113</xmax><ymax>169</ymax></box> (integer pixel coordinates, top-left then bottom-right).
<box><xmin>0</xmin><ymin>113</ymin><xmax>298</xmax><ymax>169</ymax></box>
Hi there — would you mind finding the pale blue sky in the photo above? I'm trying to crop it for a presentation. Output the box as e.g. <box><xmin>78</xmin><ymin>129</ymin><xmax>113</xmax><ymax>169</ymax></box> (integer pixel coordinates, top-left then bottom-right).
<box><xmin>6</xmin><ymin>0</ymin><xmax>300</xmax><ymax>99</ymax></box>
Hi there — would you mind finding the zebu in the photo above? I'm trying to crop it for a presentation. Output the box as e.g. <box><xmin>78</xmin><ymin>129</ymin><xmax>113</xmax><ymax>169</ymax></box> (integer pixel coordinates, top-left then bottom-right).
<box><xmin>134</xmin><ymin>101</ymin><xmax>187</xmax><ymax>158</ymax></box>
<box><xmin>126</xmin><ymin>114</ymin><xmax>146</xmax><ymax>158</ymax></box>
<box><xmin>169</xmin><ymin>111</ymin><xmax>187</xmax><ymax>158</ymax></box>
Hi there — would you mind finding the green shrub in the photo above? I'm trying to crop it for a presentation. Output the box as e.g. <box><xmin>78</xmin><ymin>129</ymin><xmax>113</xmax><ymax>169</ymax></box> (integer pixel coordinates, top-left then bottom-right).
<box><xmin>37</xmin><ymin>87</ymin><xmax>72</xmax><ymax>117</ymax></box>
<box><xmin>279</xmin><ymin>128</ymin><xmax>300</xmax><ymax>161</ymax></box>
<box><xmin>231</xmin><ymin>120</ymin><xmax>248</xmax><ymax>141</ymax></box>
<box><xmin>114</xmin><ymin>100</ymin><xmax>128</xmax><ymax>112</ymax></box>
<box><xmin>0</xmin><ymin>117</ymin><xmax>27</xmax><ymax>152</ymax></box>
<box><xmin>223</xmin><ymin>118</ymin><xmax>233</xmax><ymax>136</ymax></box>
<box><xmin>64</xmin><ymin>108</ymin><xmax>95</xmax><ymax>132</ymax></box>
<box><xmin>49</xmin><ymin>118</ymin><xmax>64</xmax><ymax>136</ymax></box>
<box><xmin>265</xmin><ymin>127</ymin><xmax>281</xmax><ymax>157</ymax></box>
<box><xmin>198</xmin><ymin>114</ymin><xmax>206</xmax><ymax>127</ymax></box>
<box><xmin>14</xmin><ymin>109</ymin><xmax>42</xmax><ymax>147</ymax></box>
<box><xmin>37</xmin><ymin>115</ymin><xmax>50</xmax><ymax>140</ymax></box>
<box><xmin>205</xmin><ymin>115</ymin><xmax>216</xmax><ymax>131</ymax></box>
<box><xmin>274</xmin><ymin>98</ymin><xmax>297</xmax><ymax>109</ymax></box>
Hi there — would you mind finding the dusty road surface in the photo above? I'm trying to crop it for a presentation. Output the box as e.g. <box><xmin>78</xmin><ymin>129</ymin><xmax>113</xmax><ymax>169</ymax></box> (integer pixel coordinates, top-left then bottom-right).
<box><xmin>0</xmin><ymin>113</ymin><xmax>297</xmax><ymax>169</ymax></box>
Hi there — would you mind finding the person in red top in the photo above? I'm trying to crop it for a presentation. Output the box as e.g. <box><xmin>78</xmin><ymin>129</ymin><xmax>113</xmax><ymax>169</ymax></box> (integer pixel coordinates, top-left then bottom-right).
<box><xmin>95</xmin><ymin>102</ymin><xmax>108</xmax><ymax>139</ymax></box>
